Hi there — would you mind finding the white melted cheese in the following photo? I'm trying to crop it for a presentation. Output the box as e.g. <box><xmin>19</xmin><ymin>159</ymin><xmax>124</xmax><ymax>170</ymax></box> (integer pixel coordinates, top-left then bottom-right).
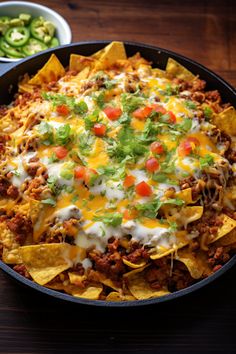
<box><xmin>8</xmin><ymin>152</ymin><xmax>36</xmax><ymax>187</ymax></box>
<box><xmin>47</xmin><ymin>162</ymin><xmax>74</xmax><ymax>187</ymax></box>
<box><xmin>75</xmin><ymin>219</ymin><xmax>174</xmax><ymax>253</ymax></box>
<box><xmin>53</xmin><ymin>205</ymin><xmax>81</xmax><ymax>221</ymax></box>
<box><xmin>89</xmin><ymin>178</ymin><xmax>125</xmax><ymax>201</ymax></box>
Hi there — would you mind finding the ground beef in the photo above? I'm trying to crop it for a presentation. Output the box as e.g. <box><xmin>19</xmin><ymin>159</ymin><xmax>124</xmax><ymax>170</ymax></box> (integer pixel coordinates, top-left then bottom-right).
<box><xmin>207</xmin><ymin>246</ymin><xmax>231</xmax><ymax>269</ymax></box>
<box><xmin>88</xmin><ymin>249</ymin><xmax>126</xmax><ymax>281</ymax></box>
<box><xmin>13</xmin><ymin>264</ymin><xmax>31</xmax><ymax>278</ymax></box>
<box><xmin>0</xmin><ymin>177</ymin><xmax>19</xmax><ymax>199</ymax></box>
<box><xmin>187</xmin><ymin>212</ymin><xmax>223</xmax><ymax>238</ymax></box>
<box><xmin>6</xmin><ymin>213</ymin><xmax>33</xmax><ymax>245</ymax></box>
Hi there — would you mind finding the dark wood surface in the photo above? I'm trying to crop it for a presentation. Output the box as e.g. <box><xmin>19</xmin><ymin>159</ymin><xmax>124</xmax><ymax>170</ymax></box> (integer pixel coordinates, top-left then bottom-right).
<box><xmin>0</xmin><ymin>0</ymin><xmax>236</xmax><ymax>353</ymax></box>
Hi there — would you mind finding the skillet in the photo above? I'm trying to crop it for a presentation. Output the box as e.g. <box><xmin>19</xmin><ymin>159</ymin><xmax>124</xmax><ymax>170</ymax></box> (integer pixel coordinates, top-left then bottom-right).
<box><xmin>0</xmin><ymin>40</ymin><xmax>235</xmax><ymax>307</ymax></box>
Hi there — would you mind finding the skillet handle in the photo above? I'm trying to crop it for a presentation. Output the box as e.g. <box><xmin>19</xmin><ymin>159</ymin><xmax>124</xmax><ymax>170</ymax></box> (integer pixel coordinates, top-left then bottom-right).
<box><xmin>0</xmin><ymin>62</ymin><xmax>16</xmax><ymax>75</ymax></box>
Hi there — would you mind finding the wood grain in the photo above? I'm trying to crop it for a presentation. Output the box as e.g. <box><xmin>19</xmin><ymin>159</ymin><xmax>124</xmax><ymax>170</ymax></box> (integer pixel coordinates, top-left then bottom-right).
<box><xmin>0</xmin><ymin>1</ymin><xmax>236</xmax><ymax>353</ymax></box>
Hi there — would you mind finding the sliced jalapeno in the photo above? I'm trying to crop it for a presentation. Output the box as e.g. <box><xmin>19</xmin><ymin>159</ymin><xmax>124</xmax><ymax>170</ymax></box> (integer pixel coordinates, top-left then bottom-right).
<box><xmin>30</xmin><ymin>17</ymin><xmax>55</xmax><ymax>43</ymax></box>
<box><xmin>0</xmin><ymin>48</ymin><xmax>5</xmax><ymax>57</ymax></box>
<box><xmin>0</xmin><ymin>38</ymin><xmax>25</xmax><ymax>58</ymax></box>
<box><xmin>0</xmin><ymin>16</ymin><xmax>10</xmax><ymax>34</ymax></box>
<box><xmin>4</xmin><ymin>26</ymin><xmax>30</xmax><ymax>47</ymax></box>
<box><xmin>49</xmin><ymin>37</ymin><xmax>59</xmax><ymax>48</ymax></box>
<box><xmin>22</xmin><ymin>38</ymin><xmax>48</xmax><ymax>55</ymax></box>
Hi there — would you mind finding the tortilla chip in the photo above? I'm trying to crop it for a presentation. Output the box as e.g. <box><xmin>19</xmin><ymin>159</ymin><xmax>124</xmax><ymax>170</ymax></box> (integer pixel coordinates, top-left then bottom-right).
<box><xmin>215</xmin><ymin>228</ymin><xmax>236</xmax><ymax>247</ymax></box>
<box><xmin>93</xmin><ymin>41</ymin><xmax>127</xmax><ymax>69</ymax></box>
<box><xmin>175</xmin><ymin>248</ymin><xmax>211</xmax><ymax>279</ymax></box>
<box><xmin>69</xmin><ymin>54</ymin><xmax>97</xmax><ymax>72</ymax></box>
<box><xmin>68</xmin><ymin>272</ymin><xmax>87</xmax><ymax>287</ymax></box>
<box><xmin>208</xmin><ymin>214</ymin><xmax>236</xmax><ymax>244</ymax></box>
<box><xmin>212</xmin><ymin>106</ymin><xmax>236</xmax><ymax>136</ymax></box>
<box><xmin>106</xmin><ymin>292</ymin><xmax>136</xmax><ymax>301</ymax></box>
<box><xmin>2</xmin><ymin>247</ymin><xmax>22</xmax><ymax>264</ymax></box>
<box><xmin>122</xmin><ymin>258</ymin><xmax>146</xmax><ymax>269</ymax></box>
<box><xmin>152</xmin><ymin>68</ymin><xmax>167</xmax><ymax>78</ymax></box>
<box><xmin>126</xmin><ymin>270</ymin><xmax>170</xmax><ymax>300</ymax></box>
<box><xmin>64</xmin><ymin>284</ymin><xmax>103</xmax><ymax>300</ymax></box>
<box><xmin>176</xmin><ymin>188</ymin><xmax>194</xmax><ymax>204</ymax></box>
<box><xmin>70</xmin><ymin>67</ymin><xmax>91</xmax><ymax>85</ymax></box>
<box><xmin>19</xmin><ymin>243</ymin><xmax>74</xmax><ymax>285</ymax></box>
<box><xmin>28</xmin><ymin>54</ymin><xmax>65</xmax><ymax>85</ymax></box>
<box><xmin>166</xmin><ymin>58</ymin><xmax>195</xmax><ymax>81</ymax></box>
<box><xmin>150</xmin><ymin>231</ymin><xmax>188</xmax><ymax>260</ymax></box>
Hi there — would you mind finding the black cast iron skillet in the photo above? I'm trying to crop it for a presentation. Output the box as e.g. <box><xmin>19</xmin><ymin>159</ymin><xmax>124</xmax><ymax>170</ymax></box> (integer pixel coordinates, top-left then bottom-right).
<box><xmin>0</xmin><ymin>41</ymin><xmax>235</xmax><ymax>307</ymax></box>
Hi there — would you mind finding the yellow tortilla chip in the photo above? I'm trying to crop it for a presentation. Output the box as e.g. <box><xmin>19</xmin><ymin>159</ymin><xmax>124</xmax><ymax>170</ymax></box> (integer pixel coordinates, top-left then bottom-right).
<box><xmin>19</xmin><ymin>243</ymin><xmax>74</xmax><ymax>285</ymax></box>
<box><xmin>93</xmin><ymin>41</ymin><xmax>127</xmax><ymax>69</ymax></box>
<box><xmin>70</xmin><ymin>67</ymin><xmax>91</xmax><ymax>85</ymax></box>
<box><xmin>122</xmin><ymin>258</ymin><xmax>146</xmax><ymax>269</ymax></box>
<box><xmin>208</xmin><ymin>214</ymin><xmax>236</xmax><ymax>244</ymax></box>
<box><xmin>126</xmin><ymin>270</ymin><xmax>170</xmax><ymax>300</ymax></box>
<box><xmin>68</xmin><ymin>272</ymin><xmax>87</xmax><ymax>286</ymax></box>
<box><xmin>215</xmin><ymin>229</ymin><xmax>236</xmax><ymax>247</ymax></box>
<box><xmin>106</xmin><ymin>292</ymin><xmax>136</xmax><ymax>301</ymax></box>
<box><xmin>166</xmin><ymin>57</ymin><xmax>195</xmax><ymax>81</ymax></box>
<box><xmin>29</xmin><ymin>54</ymin><xmax>65</xmax><ymax>85</ymax></box>
<box><xmin>65</xmin><ymin>284</ymin><xmax>103</xmax><ymax>300</ymax></box>
<box><xmin>69</xmin><ymin>54</ymin><xmax>97</xmax><ymax>72</ymax></box>
<box><xmin>150</xmin><ymin>231</ymin><xmax>188</xmax><ymax>260</ymax></box>
<box><xmin>2</xmin><ymin>247</ymin><xmax>22</xmax><ymax>264</ymax></box>
<box><xmin>176</xmin><ymin>188</ymin><xmax>194</xmax><ymax>204</ymax></box>
<box><xmin>175</xmin><ymin>248</ymin><xmax>211</xmax><ymax>279</ymax></box>
<box><xmin>212</xmin><ymin>106</ymin><xmax>236</xmax><ymax>136</ymax></box>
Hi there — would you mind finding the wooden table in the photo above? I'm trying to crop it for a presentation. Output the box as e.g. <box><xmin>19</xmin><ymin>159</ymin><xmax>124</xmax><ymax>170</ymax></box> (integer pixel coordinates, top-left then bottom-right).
<box><xmin>0</xmin><ymin>0</ymin><xmax>236</xmax><ymax>353</ymax></box>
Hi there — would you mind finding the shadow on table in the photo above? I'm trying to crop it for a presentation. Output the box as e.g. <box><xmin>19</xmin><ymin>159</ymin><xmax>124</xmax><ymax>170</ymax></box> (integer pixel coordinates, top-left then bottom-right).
<box><xmin>0</xmin><ymin>265</ymin><xmax>235</xmax><ymax>354</ymax></box>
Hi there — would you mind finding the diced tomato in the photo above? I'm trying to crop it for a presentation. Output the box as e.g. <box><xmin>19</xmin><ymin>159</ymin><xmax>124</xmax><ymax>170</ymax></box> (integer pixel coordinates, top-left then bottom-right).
<box><xmin>53</xmin><ymin>146</ymin><xmax>68</xmax><ymax>159</ymax></box>
<box><xmin>135</xmin><ymin>181</ymin><xmax>153</xmax><ymax>197</ymax></box>
<box><xmin>166</xmin><ymin>111</ymin><xmax>176</xmax><ymax>124</ymax></box>
<box><xmin>150</xmin><ymin>141</ymin><xmax>164</xmax><ymax>155</ymax></box>
<box><xmin>145</xmin><ymin>157</ymin><xmax>160</xmax><ymax>172</ymax></box>
<box><xmin>103</xmin><ymin>106</ymin><xmax>122</xmax><ymax>121</ymax></box>
<box><xmin>187</xmin><ymin>137</ymin><xmax>200</xmax><ymax>146</ymax></box>
<box><xmin>151</xmin><ymin>104</ymin><xmax>167</xmax><ymax>115</ymax></box>
<box><xmin>74</xmin><ymin>166</ymin><xmax>86</xmax><ymax>180</ymax></box>
<box><xmin>178</xmin><ymin>137</ymin><xmax>200</xmax><ymax>157</ymax></box>
<box><xmin>84</xmin><ymin>168</ymin><xmax>98</xmax><ymax>185</ymax></box>
<box><xmin>93</xmin><ymin>123</ymin><xmax>106</xmax><ymax>136</ymax></box>
<box><xmin>56</xmin><ymin>104</ymin><xmax>70</xmax><ymax>116</ymax></box>
<box><xmin>123</xmin><ymin>175</ymin><xmax>136</xmax><ymax>188</ymax></box>
<box><xmin>132</xmin><ymin>106</ymin><xmax>153</xmax><ymax>120</ymax></box>
<box><xmin>123</xmin><ymin>209</ymin><xmax>138</xmax><ymax>220</ymax></box>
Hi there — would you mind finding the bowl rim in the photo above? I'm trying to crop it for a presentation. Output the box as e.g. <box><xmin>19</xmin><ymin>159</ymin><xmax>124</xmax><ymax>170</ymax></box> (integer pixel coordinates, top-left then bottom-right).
<box><xmin>0</xmin><ymin>39</ymin><xmax>235</xmax><ymax>307</ymax></box>
<box><xmin>0</xmin><ymin>0</ymin><xmax>72</xmax><ymax>63</ymax></box>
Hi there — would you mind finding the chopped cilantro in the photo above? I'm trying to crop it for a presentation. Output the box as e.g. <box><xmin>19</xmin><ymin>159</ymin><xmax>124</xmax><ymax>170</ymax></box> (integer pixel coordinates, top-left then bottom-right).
<box><xmin>78</xmin><ymin>132</ymin><xmax>94</xmax><ymax>156</ymax></box>
<box><xmin>84</xmin><ymin>109</ymin><xmax>101</xmax><ymax>130</ymax></box>
<box><xmin>41</xmin><ymin>198</ymin><xmax>56</xmax><ymax>206</ymax></box>
<box><xmin>121</xmin><ymin>92</ymin><xmax>144</xmax><ymax>114</ymax></box>
<box><xmin>42</xmin><ymin>92</ymin><xmax>88</xmax><ymax>116</ymax></box>
<box><xmin>176</xmin><ymin>118</ymin><xmax>192</xmax><ymax>132</ymax></box>
<box><xmin>94</xmin><ymin>91</ymin><xmax>105</xmax><ymax>109</ymax></box>
<box><xmin>37</xmin><ymin>121</ymin><xmax>54</xmax><ymax>145</ymax></box>
<box><xmin>199</xmin><ymin>154</ymin><xmax>214</xmax><ymax>169</ymax></box>
<box><xmin>93</xmin><ymin>212</ymin><xmax>123</xmax><ymax>227</ymax></box>
<box><xmin>185</xmin><ymin>100</ymin><xmax>197</xmax><ymax>110</ymax></box>
<box><xmin>74</xmin><ymin>101</ymin><xmax>88</xmax><ymax>115</ymax></box>
<box><xmin>48</xmin><ymin>152</ymin><xmax>59</xmax><ymax>164</ymax></box>
<box><xmin>203</xmin><ymin>106</ymin><xmax>213</xmax><ymax>120</ymax></box>
<box><xmin>55</xmin><ymin>124</ymin><xmax>72</xmax><ymax>146</ymax></box>
<box><xmin>136</xmin><ymin>198</ymin><xmax>184</xmax><ymax>218</ymax></box>
<box><xmin>60</xmin><ymin>162</ymin><xmax>75</xmax><ymax>180</ymax></box>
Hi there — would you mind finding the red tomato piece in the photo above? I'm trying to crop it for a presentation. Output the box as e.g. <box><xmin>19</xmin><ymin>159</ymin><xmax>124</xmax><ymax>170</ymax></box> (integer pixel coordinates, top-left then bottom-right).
<box><xmin>123</xmin><ymin>209</ymin><xmax>138</xmax><ymax>220</ymax></box>
<box><xmin>123</xmin><ymin>175</ymin><xmax>136</xmax><ymax>188</ymax></box>
<box><xmin>150</xmin><ymin>141</ymin><xmax>164</xmax><ymax>155</ymax></box>
<box><xmin>151</xmin><ymin>104</ymin><xmax>167</xmax><ymax>115</ymax></box>
<box><xmin>145</xmin><ymin>157</ymin><xmax>160</xmax><ymax>172</ymax></box>
<box><xmin>166</xmin><ymin>111</ymin><xmax>177</xmax><ymax>124</ymax></box>
<box><xmin>84</xmin><ymin>168</ymin><xmax>98</xmax><ymax>185</ymax></box>
<box><xmin>93</xmin><ymin>123</ymin><xmax>106</xmax><ymax>136</ymax></box>
<box><xmin>132</xmin><ymin>106</ymin><xmax>153</xmax><ymax>120</ymax></box>
<box><xmin>53</xmin><ymin>146</ymin><xmax>68</xmax><ymax>159</ymax></box>
<box><xmin>178</xmin><ymin>141</ymin><xmax>193</xmax><ymax>156</ymax></box>
<box><xmin>135</xmin><ymin>181</ymin><xmax>153</xmax><ymax>197</ymax></box>
<box><xmin>74</xmin><ymin>166</ymin><xmax>86</xmax><ymax>180</ymax></box>
<box><xmin>56</xmin><ymin>104</ymin><xmax>70</xmax><ymax>116</ymax></box>
<box><xmin>103</xmin><ymin>106</ymin><xmax>122</xmax><ymax>121</ymax></box>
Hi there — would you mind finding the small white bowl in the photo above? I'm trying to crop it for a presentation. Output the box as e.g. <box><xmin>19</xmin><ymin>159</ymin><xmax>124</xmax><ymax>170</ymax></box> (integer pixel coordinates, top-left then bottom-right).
<box><xmin>0</xmin><ymin>1</ymin><xmax>72</xmax><ymax>62</ymax></box>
